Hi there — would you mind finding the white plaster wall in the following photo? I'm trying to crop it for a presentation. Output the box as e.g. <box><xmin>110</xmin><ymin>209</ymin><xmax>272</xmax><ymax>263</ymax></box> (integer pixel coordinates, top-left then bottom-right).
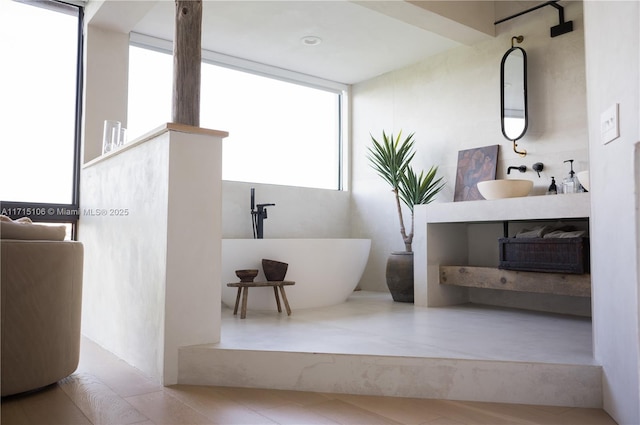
<box><xmin>82</xmin><ymin>25</ymin><xmax>129</xmax><ymax>164</ymax></box>
<box><xmin>82</xmin><ymin>0</ymin><xmax>155</xmax><ymax>163</ymax></box>
<box><xmin>222</xmin><ymin>181</ymin><xmax>351</xmax><ymax>239</ymax></box>
<box><xmin>583</xmin><ymin>2</ymin><xmax>640</xmax><ymax>423</ymax></box>
<box><xmin>79</xmin><ymin>129</ymin><xmax>224</xmax><ymax>385</ymax></box>
<box><xmin>351</xmin><ymin>2</ymin><xmax>588</xmax><ymax>292</ymax></box>
<box><xmin>164</xmin><ymin>131</ymin><xmax>223</xmax><ymax>385</ymax></box>
<box><xmin>80</xmin><ymin>134</ymin><xmax>171</xmax><ymax>382</ymax></box>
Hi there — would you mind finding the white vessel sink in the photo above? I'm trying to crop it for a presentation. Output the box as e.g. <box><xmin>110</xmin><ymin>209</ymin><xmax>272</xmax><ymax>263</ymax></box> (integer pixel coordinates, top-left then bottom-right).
<box><xmin>477</xmin><ymin>179</ymin><xmax>533</xmax><ymax>200</ymax></box>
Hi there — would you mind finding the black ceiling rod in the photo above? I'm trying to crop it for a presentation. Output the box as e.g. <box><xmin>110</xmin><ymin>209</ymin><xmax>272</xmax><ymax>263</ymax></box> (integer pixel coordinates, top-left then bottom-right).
<box><xmin>494</xmin><ymin>1</ymin><xmax>574</xmax><ymax>38</ymax></box>
<box><xmin>548</xmin><ymin>2</ymin><xmax>574</xmax><ymax>37</ymax></box>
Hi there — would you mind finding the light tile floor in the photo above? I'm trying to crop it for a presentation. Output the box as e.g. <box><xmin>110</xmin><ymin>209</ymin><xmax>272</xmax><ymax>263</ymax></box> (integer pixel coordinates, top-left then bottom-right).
<box><xmin>2</xmin><ymin>291</ymin><xmax>615</xmax><ymax>425</ymax></box>
<box><xmin>219</xmin><ymin>291</ymin><xmax>595</xmax><ymax>366</ymax></box>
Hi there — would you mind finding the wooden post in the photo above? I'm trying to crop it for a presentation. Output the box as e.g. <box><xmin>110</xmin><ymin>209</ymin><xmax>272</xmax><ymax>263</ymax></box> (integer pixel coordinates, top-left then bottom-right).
<box><xmin>172</xmin><ymin>0</ymin><xmax>202</xmax><ymax>127</ymax></box>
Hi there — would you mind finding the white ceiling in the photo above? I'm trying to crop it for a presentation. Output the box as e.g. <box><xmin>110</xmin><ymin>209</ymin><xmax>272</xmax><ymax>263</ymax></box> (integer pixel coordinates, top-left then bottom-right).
<box><xmin>127</xmin><ymin>1</ymin><xmax>498</xmax><ymax>85</ymax></box>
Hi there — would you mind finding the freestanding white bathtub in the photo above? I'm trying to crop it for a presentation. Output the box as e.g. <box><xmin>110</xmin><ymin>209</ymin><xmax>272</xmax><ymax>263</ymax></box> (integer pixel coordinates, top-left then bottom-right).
<box><xmin>221</xmin><ymin>239</ymin><xmax>371</xmax><ymax>310</ymax></box>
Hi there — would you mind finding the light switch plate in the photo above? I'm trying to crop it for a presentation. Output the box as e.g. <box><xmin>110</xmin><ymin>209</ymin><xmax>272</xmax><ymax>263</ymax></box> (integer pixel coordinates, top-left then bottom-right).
<box><xmin>601</xmin><ymin>103</ymin><xmax>619</xmax><ymax>145</ymax></box>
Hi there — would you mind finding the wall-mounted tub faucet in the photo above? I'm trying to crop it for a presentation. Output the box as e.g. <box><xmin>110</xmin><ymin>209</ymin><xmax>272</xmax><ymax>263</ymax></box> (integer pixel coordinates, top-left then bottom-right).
<box><xmin>250</xmin><ymin>188</ymin><xmax>275</xmax><ymax>239</ymax></box>
<box><xmin>507</xmin><ymin>165</ymin><xmax>527</xmax><ymax>174</ymax></box>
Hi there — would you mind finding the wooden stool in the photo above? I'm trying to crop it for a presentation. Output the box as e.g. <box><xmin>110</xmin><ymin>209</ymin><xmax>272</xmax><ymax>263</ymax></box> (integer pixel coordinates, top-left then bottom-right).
<box><xmin>226</xmin><ymin>281</ymin><xmax>295</xmax><ymax>319</ymax></box>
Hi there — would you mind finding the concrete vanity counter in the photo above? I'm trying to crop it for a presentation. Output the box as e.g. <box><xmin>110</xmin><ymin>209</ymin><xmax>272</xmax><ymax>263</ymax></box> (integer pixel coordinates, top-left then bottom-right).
<box><xmin>420</xmin><ymin>192</ymin><xmax>590</xmax><ymax>224</ymax></box>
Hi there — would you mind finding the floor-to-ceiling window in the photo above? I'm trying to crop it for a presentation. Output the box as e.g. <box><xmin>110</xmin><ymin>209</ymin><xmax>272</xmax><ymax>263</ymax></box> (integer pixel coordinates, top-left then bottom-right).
<box><xmin>0</xmin><ymin>0</ymin><xmax>83</xmax><ymax>239</ymax></box>
<box><xmin>127</xmin><ymin>35</ymin><xmax>345</xmax><ymax>190</ymax></box>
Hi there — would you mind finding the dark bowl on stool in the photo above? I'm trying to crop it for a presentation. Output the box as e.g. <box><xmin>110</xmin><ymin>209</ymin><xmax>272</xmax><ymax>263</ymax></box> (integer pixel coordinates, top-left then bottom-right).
<box><xmin>235</xmin><ymin>269</ymin><xmax>259</xmax><ymax>282</ymax></box>
<box><xmin>262</xmin><ymin>259</ymin><xmax>288</xmax><ymax>281</ymax></box>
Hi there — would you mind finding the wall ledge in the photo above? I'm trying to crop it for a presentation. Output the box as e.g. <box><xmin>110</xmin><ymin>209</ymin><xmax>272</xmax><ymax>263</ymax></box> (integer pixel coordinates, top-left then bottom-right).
<box><xmin>83</xmin><ymin>122</ymin><xmax>228</xmax><ymax>169</ymax></box>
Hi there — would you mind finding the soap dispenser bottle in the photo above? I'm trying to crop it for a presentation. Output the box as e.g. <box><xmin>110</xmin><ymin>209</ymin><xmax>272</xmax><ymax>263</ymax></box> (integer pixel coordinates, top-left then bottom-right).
<box><xmin>563</xmin><ymin>159</ymin><xmax>578</xmax><ymax>194</ymax></box>
<box><xmin>547</xmin><ymin>177</ymin><xmax>558</xmax><ymax>195</ymax></box>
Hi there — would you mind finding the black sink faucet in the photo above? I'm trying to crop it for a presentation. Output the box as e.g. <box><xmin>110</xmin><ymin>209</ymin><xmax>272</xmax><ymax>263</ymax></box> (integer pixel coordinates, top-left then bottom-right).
<box><xmin>250</xmin><ymin>188</ymin><xmax>275</xmax><ymax>239</ymax></box>
<box><xmin>507</xmin><ymin>165</ymin><xmax>527</xmax><ymax>174</ymax></box>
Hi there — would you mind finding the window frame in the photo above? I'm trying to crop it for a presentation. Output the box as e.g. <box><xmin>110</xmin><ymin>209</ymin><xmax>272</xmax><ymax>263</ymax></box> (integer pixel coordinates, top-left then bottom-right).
<box><xmin>0</xmin><ymin>0</ymin><xmax>84</xmax><ymax>239</ymax></box>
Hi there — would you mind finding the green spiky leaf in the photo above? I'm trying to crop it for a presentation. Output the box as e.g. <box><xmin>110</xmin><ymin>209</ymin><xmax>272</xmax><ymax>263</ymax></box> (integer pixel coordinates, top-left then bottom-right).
<box><xmin>367</xmin><ymin>131</ymin><xmax>415</xmax><ymax>191</ymax></box>
<box><xmin>398</xmin><ymin>165</ymin><xmax>445</xmax><ymax>212</ymax></box>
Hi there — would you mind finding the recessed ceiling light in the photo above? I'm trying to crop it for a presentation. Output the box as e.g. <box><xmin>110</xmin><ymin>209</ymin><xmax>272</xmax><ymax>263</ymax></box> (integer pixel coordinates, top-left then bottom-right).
<box><xmin>301</xmin><ymin>36</ymin><xmax>322</xmax><ymax>46</ymax></box>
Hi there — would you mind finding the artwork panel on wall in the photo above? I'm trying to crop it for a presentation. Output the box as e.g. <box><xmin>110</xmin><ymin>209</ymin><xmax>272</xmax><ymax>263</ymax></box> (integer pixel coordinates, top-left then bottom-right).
<box><xmin>453</xmin><ymin>145</ymin><xmax>499</xmax><ymax>202</ymax></box>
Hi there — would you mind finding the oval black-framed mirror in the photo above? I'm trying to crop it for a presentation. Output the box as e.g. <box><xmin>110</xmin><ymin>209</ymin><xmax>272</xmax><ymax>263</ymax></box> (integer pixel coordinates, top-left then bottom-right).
<box><xmin>500</xmin><ymin>43</ymin><xmax>528</xmax><ymax>154</ymax></box>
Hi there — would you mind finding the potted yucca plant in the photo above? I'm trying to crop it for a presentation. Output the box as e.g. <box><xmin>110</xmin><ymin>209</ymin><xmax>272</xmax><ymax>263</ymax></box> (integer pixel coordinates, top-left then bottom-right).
<box><xmin>367</xmin><ymin>130</ymin><xmax>445</xmax><ymax>302</ymax></box>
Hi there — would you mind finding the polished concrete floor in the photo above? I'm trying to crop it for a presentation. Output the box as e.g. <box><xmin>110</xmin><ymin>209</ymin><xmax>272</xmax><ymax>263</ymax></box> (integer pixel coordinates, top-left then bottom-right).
<box><xmin>218</xmin><ymin>290</ymin><xmax>595</xmax><ymax>366</ymax></box>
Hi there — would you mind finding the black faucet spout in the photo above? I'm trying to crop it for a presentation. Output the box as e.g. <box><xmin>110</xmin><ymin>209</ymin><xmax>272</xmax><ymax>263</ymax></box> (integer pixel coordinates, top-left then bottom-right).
<box><xmin>507</xmin><ymin>165</ymin><xmax>527</xmax><ymax>174</ymax></box>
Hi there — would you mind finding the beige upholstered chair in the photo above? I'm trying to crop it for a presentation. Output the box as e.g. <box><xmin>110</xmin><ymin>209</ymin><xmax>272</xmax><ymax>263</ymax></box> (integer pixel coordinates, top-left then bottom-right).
<box><xmin>1</xmin><ymin>217</ymin><xmax>83</xmax><ymax>397</ymax></box>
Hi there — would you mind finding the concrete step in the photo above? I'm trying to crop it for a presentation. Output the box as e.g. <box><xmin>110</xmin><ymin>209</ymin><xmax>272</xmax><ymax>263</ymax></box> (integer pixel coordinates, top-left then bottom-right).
<box><xmin>178</xmin><ymin>346</ymin><xmax>602</xmax><ymax>408</ymax></box>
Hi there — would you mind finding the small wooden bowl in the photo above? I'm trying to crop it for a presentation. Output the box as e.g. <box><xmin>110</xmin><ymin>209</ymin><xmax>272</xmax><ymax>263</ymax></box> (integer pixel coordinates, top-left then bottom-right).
<box><xmin>262</xmin><ymin>259</ymin><xmax>288</xmax><ymax>281</ymax></box>
<box><xmin>235</xmin><ymin>269</ymin><xmax>259</xmax><ymax>282</ymax></box>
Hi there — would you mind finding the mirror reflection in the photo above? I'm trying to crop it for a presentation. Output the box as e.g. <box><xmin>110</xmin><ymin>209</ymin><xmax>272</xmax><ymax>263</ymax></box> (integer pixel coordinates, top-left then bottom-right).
<box><xmin>500</xmin><ymin>45</ymin><xmax>527</xmax><ymax>142</ymax></box>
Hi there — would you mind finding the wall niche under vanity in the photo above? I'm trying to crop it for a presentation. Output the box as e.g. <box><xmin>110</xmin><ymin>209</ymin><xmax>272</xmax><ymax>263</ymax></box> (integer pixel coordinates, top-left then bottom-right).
<box><xmin>415</xmin><ymin>193</ymin><xmax>592</xmax><ymax>317</ymax></box>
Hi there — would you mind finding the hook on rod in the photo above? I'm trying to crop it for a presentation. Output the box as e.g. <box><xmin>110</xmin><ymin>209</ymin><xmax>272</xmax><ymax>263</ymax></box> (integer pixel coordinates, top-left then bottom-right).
<box><xmin>511</xmin><ymin>35</ymin><xmax>524</xmax><ymax>48</ymax></box>
<box><xmin>512</xmin><ymin>140</ymin><xmax>527</xmax><ymax>157</ymax></box>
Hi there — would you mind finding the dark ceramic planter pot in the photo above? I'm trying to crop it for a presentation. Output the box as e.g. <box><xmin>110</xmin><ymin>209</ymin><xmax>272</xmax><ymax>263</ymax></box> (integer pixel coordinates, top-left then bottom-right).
<box><xmin>386</xmin><ymin>251</ymin><xmax>414</xmax><ymax>303</ymax></box>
